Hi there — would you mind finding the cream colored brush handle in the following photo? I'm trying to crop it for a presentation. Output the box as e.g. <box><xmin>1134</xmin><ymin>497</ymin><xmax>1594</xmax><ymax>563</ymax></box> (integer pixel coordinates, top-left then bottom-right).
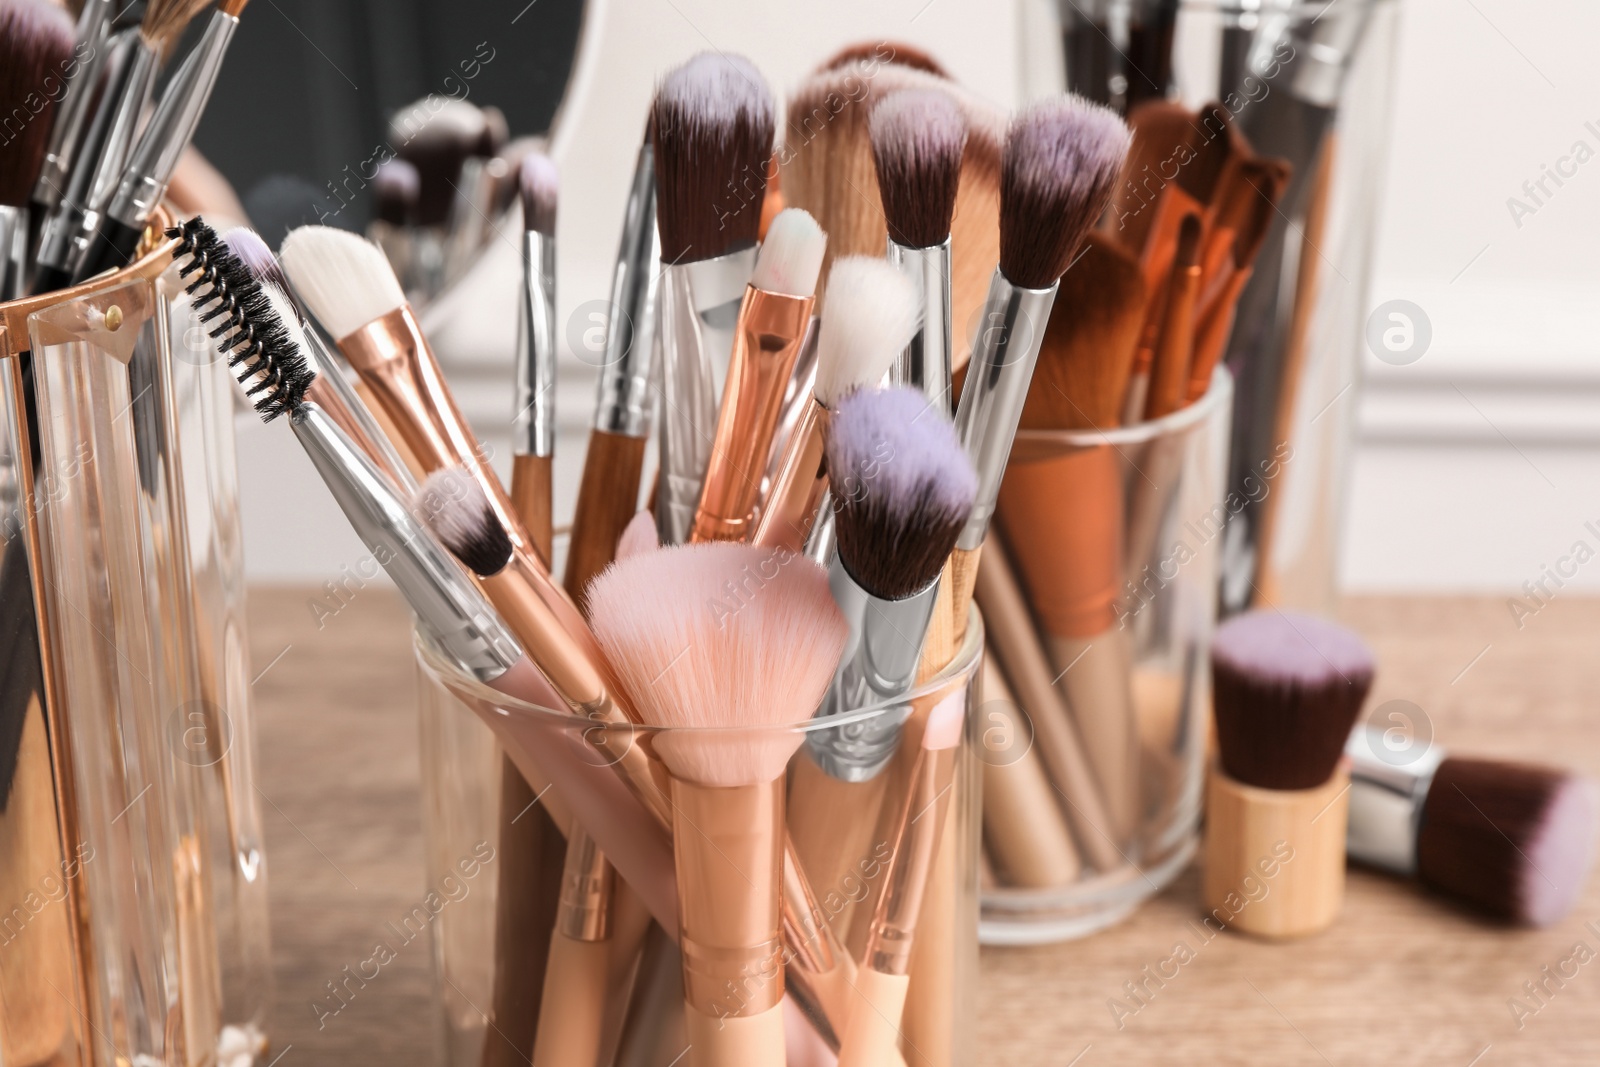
<box><xmin>1048</xmin><ymin>630</ymin><xmax>1140</xmax><ymax>844</ymax></box>
<box><xmin>838</xmin><ymin>968</ymin><xmax>912</xmax><ymax>1067</ymax></box>
<box><xmin>981</xmin><ymin>660</ymin><xmax>1083</xmax><ymax>887</ymax></box>
<box><xmin>533</xmin><ymin>933</ymin><xmax>610</xmax><ymax>1067</ymax></box>
<box><xmin>684</xmin><ymin>1000</ymin><xmax>786</xmax><ymax>1067</ymax></box>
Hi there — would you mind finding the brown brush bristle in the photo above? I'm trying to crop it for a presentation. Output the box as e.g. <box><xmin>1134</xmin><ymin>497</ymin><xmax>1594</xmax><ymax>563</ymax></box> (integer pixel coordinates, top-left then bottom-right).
<box><xmin>1229</xmin><ymin>158</ymin><xmax>1291</xmax><ymax>269</ymax></box>
<box><xmin>140</xmin><ymin>0</ymin><xmax>212</xmax><ymax>53</ymax></box>
<box><xmin>870</xmin><ymin>89</ymin><xmax>966</xmax><ymax>250</ymax></box>
<box><xmin>1175</xmin><ymin>211</ymin><xmax>1201</xmax><ymax>267</ymax></box>
<box><xmin>818</xmin><ymin>40</ymin><xmax>948</xmax><ymax>77</ymax></box>
<box><xmin>219</xmin><ymin>0</ymin><xmax>251</xmax><ymax>16</ymax></box>
<box><xmin>1418</xmin><ymin>757</ymin><xmax>1598</xmax><ymax>926</ymax></box>
<box><xmin>651</xmin><ymin>52</ymin><xmax>774</xmax><ymax>264</ymax></box>
<box><xmin>1018</xmin><ymin>233</ymin><xmax>1145</xmax><ymax>431</ymax></box>
<box><xmin>999</xmin><ymin>95</ymin><xmax>1130</xmax><ymax>290</ymax></box>
<box><xmin>1210</xmin><ymin>610</ymin><xmax>1375</xmax><ymax>790</ymax></box>
<box><xmin>0</xmin><ymin>0</ymin><xmax>75</xmax><ymax>207</ymax></box>
<box><xmin>1108</xmin><ymin>101</ymin><xmax>1202</xmax><ymax>255</ymax></box>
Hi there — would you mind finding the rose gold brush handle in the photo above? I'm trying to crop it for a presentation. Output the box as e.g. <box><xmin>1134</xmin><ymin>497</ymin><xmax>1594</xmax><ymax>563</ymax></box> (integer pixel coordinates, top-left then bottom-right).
<box><xmin>750</xmin><ymin>401</ymin><xmax>828</xmax><ymax>552</ymax></box>
<box><xmin>533</xmin><ymin>823</ymin><xmax>615</xmax><ymax>1067</ymax></box>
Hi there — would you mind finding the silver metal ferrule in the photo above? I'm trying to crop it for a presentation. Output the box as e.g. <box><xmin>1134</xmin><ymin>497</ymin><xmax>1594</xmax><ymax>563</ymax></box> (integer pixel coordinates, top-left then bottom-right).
<box><xmin>106</xmin><ymin>11</ymin><xmax>239</xmax><ymax>229</ymax></box>
<box><xmin>953</xmin><ymin>270</ymin><xmax>1060</xmax><ymax>552</ymax></box>
<box><xmin>1344</xmin><ymin>726</ymin><xmax>1446</xmax><ymax>876</ymax></box>
<box><xmin>32</xmin><ymin>0</ymin><xmax>116</xmax><ymax>210</ymax></box>
<box><xmin>290</xmin><ymin>401</ymin><xmax>522</xmax><ymax>684</ymax></box>
<box><xmin>594</xmin><ymin>136</ymin><xmax>660</xmax><ymax>438</ymax></box>
<box><xmin>653</xmin><ymin>244</ymin><xmax>758</xmax><ymax>545</ymax></box>
<box><xmin>513</xmin><ymin>228</ymin><xmax>556</xmax><ymax>458</ymax></box>
<box><xmin>1286</xmin><ymin>0</ymin><xmax>1375</xmax><ymax>108</ymax></box>
<box><xmin>806</xmin><ymin>561</ymin><xmax>941</xmax><ymax>781</ymax></box>
<box><xmin>0</xmin><ymin>206</ymin><xmax>25</xmax><ymax>301</ymax></box>
<box><xmin>888</xmin><ymin>238</ymin><xmax>954</xmax><ymax>416</ymax></box>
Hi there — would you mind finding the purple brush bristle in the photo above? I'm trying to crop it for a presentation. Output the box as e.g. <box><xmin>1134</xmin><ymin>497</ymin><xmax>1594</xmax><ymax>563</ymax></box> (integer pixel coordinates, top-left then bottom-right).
<box><xmin>826</xmin><ymin>386</ymin><xmax>977</xmax><ymax>600</ymax></box>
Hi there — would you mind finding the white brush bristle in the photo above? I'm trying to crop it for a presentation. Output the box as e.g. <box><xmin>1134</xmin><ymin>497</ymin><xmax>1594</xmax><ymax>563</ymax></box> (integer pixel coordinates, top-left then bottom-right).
<box><xmin>279</xmin><ymin>226</ymin><xmax>407</xmax><ymax>339</ymax></box>
<box><xmin>750</xmin><ymin>208</ymin><xmax>826</xmax><ymax>298</ymax></box>
<box><xmin>813</xmin><ymin>256</ymin><xmax>921</xmax><ymax>406</ymax></box>
<box><xmin>387</xmin><ymin>95</ymin><xmax>486</xmax><ymax>149</ymax></box>
<box><xmin>586</xmin><ymin>542</ymin><xmax>848</xmax><ymax>786</ymax></box>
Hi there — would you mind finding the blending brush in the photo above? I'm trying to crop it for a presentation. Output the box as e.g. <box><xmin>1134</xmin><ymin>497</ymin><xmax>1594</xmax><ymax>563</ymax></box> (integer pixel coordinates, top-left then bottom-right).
<box><xmin>368</xmin><ymin>158</ymin><xmax>419</xmax><ymax>290</ymax></box>
<box><xmin>74</xmin><ymin>0</ymin><xmax>253</xmax><ymax>281</ymax></box>
<box><xmin>32</xmin><ymin>0</ymin><xmax>211</xmax><ymax>292</ymax></box>
<box><xmin>870</xmin><ymin>89</ymin><xmax>966</xmax><ymax>415</ymax></box>
<box><xmin>752</xmin><ymin>256</ymin><xmax>920</xmax><ymax>554</ymax></box>
<box><xmin>651</xmin><ymin>52</ymin><xmax>774</xmax><ymax>545</ymax></box>
<box><xmin>176</xmin><ymin>222</ymin><xmax>683</xmax><ymax>938</ymax></box>
<box><xmin>29</xmin><ymin>0</ymin><xmax>116</xmax><ymax>220</ymax></box>
<box><xmin>690</xmin><ymin>207</ymin><xmax>825</xmax><ymax>543</ymax></box>
<box><xmin>587</xmin><ymin>541</ymin><xmax>849</xmax><ymax>1067</ymax></box>
<box><xmin>947</xmin><ymin>94</ymin><xmax>1130</xmax><ymax>642</ymax></box>
<box><xmin>563</xmin><ymin>122</ymin><xmax>659</xmax><ymax>606</ymax></box>
<box><xmin>481</xmin><ymin>151</ymin><xmax>569</xmax><ymax>1067</ymax></box>
<box><xmin>1205</xmin><ymin>610</ymin><xmax>1374</xmax><ymax>938</ymax></box>
<box><xmin>1345</xmin><ymin>729</ymin><xmax>1598</xmax><ymax>926</ymax></box>
<box><xmin>0</xmin><ymin>0</ymin><xmax>74</xmax><ymax>299</ymax></box>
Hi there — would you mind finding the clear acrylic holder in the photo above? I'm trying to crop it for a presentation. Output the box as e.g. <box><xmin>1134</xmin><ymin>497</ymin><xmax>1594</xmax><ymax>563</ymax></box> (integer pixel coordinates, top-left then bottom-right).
<box><xmin>979</xmin><ymin>369</ymin><xmax>1232</xmax><ymax>943</ymax></box>
<box><xmin>0</xmin><ymin>231</ymin><xmax>272</xmax><ymax>1067</ymax></box>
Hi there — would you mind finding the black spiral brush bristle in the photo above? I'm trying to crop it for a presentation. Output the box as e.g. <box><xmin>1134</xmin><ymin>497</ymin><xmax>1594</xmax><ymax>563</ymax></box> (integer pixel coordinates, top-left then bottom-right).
<box><xmin>0</xmin><ymin>0</ymin><xmax>76</xmax><ymax>209</ymax></box>
<box><xmin>826</xmin><ymin>386</ymin><xmax>977</xmax><ymax>601</ymax></box>
<box><xmin>1210</xmin><ymin>610</ymin><xmax>1375</xmax><ymax>791</ymax></box>
<box><xmin>999</xmin><ymin>95</ymin><xmax>1131</xmax><ymax>290</ymax></box>
<box><xmin>870</xmin><ymin>89</ymin><xmax>967</xmax><ymax>250</ymax></box>
<box><xmin>650</xmin><ymin>51</ymin><xmax>775</xmax><ymax>264</ymax></box>
<box><xmin>414</xmin><ymin>467</ymin><xmax>515</xmax><ymax>578</ymax></box>
<box><xmin>1418</xmin><ymin>757</ymin><xmax>1598</xmax><ymax>926</ymax></box>
<box><xmin>168</xmin><ymin>218</ymin><xmax>314</xmax><ymax>420</ymax></box>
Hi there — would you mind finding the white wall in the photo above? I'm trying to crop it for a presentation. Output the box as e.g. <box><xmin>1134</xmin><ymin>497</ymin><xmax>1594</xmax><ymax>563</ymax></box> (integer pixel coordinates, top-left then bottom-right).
<box><xmin>240</xmin><ymin>0</ymin><xmax>1600</xmax><ymax>595</ymax></box>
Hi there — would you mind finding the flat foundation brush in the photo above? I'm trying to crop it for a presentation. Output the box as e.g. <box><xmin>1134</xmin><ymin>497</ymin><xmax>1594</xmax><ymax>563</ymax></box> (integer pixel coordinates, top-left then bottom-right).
<box><xmin>1346</xmin><ymin>729</ymin><xmax>1598</xmax><ymax>926</ymax></box>
<box><xmin>1205</xmin><ymin>610</ymin><xmax>1374</xmax><ymax>938</ymax></box>
<box><xmin>588</xmin><ymin>541</ymin><xmax>848</xmax><ymax>1067</ymax></box>
<box><xmin>0</xmin><ymin>0</ymin><xmax>74</xmax><ymax>299</ymax></box>
<box><xmin>870</xmin><ymin>89</ymin><xmax>965</xmax><ymax>415</ymax></box>
<box><xmin>691</xmin><ymin>207</ymin><xmax>825</xmax><ymax>543</ymax></box>
<box><xmin>651</xmin><ymin>52</ymin><xmax>775</xmax><ymax>545</ymax></box>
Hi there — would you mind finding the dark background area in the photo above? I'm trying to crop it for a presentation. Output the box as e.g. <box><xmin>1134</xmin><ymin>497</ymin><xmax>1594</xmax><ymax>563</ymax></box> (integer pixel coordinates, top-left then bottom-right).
<box><xmin>180</xmin><ymin>0</ymin><xmax>585</xmax><ymax>239</ymax></box>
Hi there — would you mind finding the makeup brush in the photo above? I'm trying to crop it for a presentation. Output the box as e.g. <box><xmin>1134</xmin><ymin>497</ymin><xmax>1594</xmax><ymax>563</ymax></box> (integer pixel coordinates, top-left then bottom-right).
<box><xmin>1205</xmin><ymin>610</ymin><xmax>1374</xmax><ymax>938</ymax></box>
<box><xmin>870</xmin><ymin>89</ymin><xmax>966</xmax><ymax>415</ymax></box>
<box><xmin>74</xmin><ymin>0</ymin><xmax>252</xmax><ymax>281</ymax></box>
<box><xmin>837</xmin><ymin>687</ymin><xmax>965</xmax><ymax>1067</ymax></box>
<box><xmin>390</xmin><ymin>95</ymin><xmax>487</xmax><ymax>229</ymax></box>
<box><xmin>33</xmin><ymin>0</ymin><xmax>211</xmax><ymax>292</ymax></box>
<box><xmin>1345</xmin><ymin>729</ymin><xmax>1598</xmax><ymax>926</ymax></box>
<box><xmin>0</xmin><ymin>0</ymin><xmax>74</xmax><ymax>299</ymax></box>
<box><xmin>564</xmin><ymin>124</ymin><xmax>659</xmax><ymax>607</ymax></box>
<box><xmin>690</xmin><ymin>207</ymin><xmax>824</xmax><ymax>543</ymax></box>
<box><xmin>1142</xmin><ymin>212</ymin><xmax>1201</xmax><ymax>421</ymax></box>
<box><xmin>819</xmin><ymin>39</ymin><xmax>949</xmax><ymax>77</ymax></box>
<box><xmin>511</xmin><ymin>152</ymin><xmax>558</xmax><ymax>556</ymax></box>
<box><xmin>948</xmin><ymin>95</ymin><xmax>1130</xmax><ymax>642</ymax></box>
<box><xmin>29</xmin><ymin>0</ymin><xmax>115</xmax><ymax>219</ymax></box>
<box><xmin>651</xmin><ymin>51</ymin><xmax>775</xmax><ymax>545</ymax></box>
<box><xmin>588</xmin><ymin>541</ymin><xmax>848</xmax><ymax>1067</ymax></box>
<box><xmin>368</xmin><ymin>158</ymin><xmax>418</xmax><ymax>289</ymax></box>
<box><xmin>752</xmin><ymin>256</ymin><xmax>920</xmax><ymax>554</ymax></box>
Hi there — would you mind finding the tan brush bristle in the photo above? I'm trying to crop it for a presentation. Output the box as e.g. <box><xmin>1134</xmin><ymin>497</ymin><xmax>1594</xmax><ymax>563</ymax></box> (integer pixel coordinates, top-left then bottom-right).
<box><xmin>219</xmin><ymin>0</ymin><xmax>251</xmax><ymax>15</ymax></box>
<box><xmin>141</xmin><ymin>0</ymin><xmax>213</xmax><ymax>52</ymax></box>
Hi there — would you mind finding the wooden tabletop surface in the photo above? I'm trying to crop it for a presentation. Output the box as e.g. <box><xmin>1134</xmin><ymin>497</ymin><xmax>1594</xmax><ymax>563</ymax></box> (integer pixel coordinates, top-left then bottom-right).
<box><xmin>248</xmin><ymin>588</ymin><xmax>1600</xmax><ymax>1066</ymax></box>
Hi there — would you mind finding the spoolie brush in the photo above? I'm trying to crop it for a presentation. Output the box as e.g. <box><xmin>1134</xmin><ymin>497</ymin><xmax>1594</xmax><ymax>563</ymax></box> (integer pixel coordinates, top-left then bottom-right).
<box><xmin>945</xmin><ymin>94</ymin><xmax>1129</xmax><ymax>649</ymax></box>
<box><xmin>1205</xmin><ymin>610</ymin><xmax>1375</xmax><ymax>939</ymax></box>
<box><xmin>871</xmin><ymin>89</ymin><xmax>966</xmax><ymax>414</ymax></box>
<box><xmin>753</xmin><ymin>256</ymin><xmax>921</xmax><ymax>553</ymax></box>
<box><xmin>650</xmin><ymin>51</ymin><xmax>776</xmax><ymax>545</ymax></box>
<box><xmin>0</xmin><ymin>0</ymin><xmax>74</xmax><ymax>298</ymax></box>
<box><xmin>587</xmin><ymin>541</ymin><xmax>848</xmax><ymax>1067</ymax></box>
<box><xmin>1346</xmin><ymin>729</ymin><xmax>1598</xmax><ymax>926</ymax></box>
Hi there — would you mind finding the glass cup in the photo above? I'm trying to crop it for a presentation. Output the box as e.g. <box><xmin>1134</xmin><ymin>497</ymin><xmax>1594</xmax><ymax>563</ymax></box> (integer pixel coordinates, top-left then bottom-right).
<box><xmin>416</xmin><ymin>605</ymin><xmax>986</xmax><ymax>1065</ymax></box>
<box><xmin>0</xmin><ymin>236</ymin><xmax>272</xmax><ymax>1066</ymax></box>
<box><xmin>978</xmin><ymin>369</ymin><xmax>1232</xmax><ymax>942</ymax></box>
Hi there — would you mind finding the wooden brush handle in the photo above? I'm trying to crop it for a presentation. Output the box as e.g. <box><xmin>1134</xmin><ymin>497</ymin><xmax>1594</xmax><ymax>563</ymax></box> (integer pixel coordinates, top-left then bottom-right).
<box><xmin>684</xmin><ymin>1000</ymin><xmax>786</xmax><ymax>1067</ymax></box>
<box><xmin>511</xmin><ymin>453</ymin><xmax>554</xmax><ymax>563</ymax></box>
<box><xmin>1202</xmin><ymin>762</ymin><xmax>1349</xmax><ymax>940</ymax></box>
<box><xmin>533</xmin><ymin>932</ymin><xmax>611</xmax><ymax>1067</ymax></box>
<box><xmin>565</xmin><ymin>429</ymin><xmax>648</xmax><ymax>607</ymax></box>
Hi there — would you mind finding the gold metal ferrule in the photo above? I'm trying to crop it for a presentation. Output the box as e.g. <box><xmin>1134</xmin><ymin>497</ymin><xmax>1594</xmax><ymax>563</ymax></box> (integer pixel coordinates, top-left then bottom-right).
<box><xmin>557</xmin><ymin>826</ymin><xmax>615</xmax><ymax>942</ymax></box>
<box><xmin>750</xmin><ymin>400</ymin><xmax>828</xmax><ymax>552</ymax></box>
<box><xmin>691</xmin><ymin>286</ymin><xmax>814</xmax><ymax>543</ymax></box>
<box><xmin>865</xmin><ymin>744</ymin><xmax>959</xmax><ymax>978</ymax></box>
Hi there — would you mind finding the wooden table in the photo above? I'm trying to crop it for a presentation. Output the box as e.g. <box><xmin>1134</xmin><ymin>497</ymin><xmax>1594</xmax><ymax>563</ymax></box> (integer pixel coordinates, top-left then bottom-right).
<box><xmin>249</xmin><ymin>589</ymin><xmax>1600</xmax><ymax>1066</ymax></box>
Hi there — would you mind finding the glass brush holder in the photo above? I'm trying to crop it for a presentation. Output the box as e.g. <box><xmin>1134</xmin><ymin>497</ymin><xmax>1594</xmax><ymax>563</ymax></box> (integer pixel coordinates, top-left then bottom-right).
<box><xmin>0</xmin><ymin>226</ymin><xmax>272</xmax><ymax>1067</ymax></box>
<box><xmin>416</xmin><ymin>606</ymin><xmax>986</xmax><ymax>1067</ymax></box>
<box><xmin>1019</xmin><ymin>0</ymin><xmax>1402</xmax><ymax>616</ymax></box>
<box><xmin>977</xmin><ymin>369</ymin><xmax>1231</xmax><ymax>943</ymax></box>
